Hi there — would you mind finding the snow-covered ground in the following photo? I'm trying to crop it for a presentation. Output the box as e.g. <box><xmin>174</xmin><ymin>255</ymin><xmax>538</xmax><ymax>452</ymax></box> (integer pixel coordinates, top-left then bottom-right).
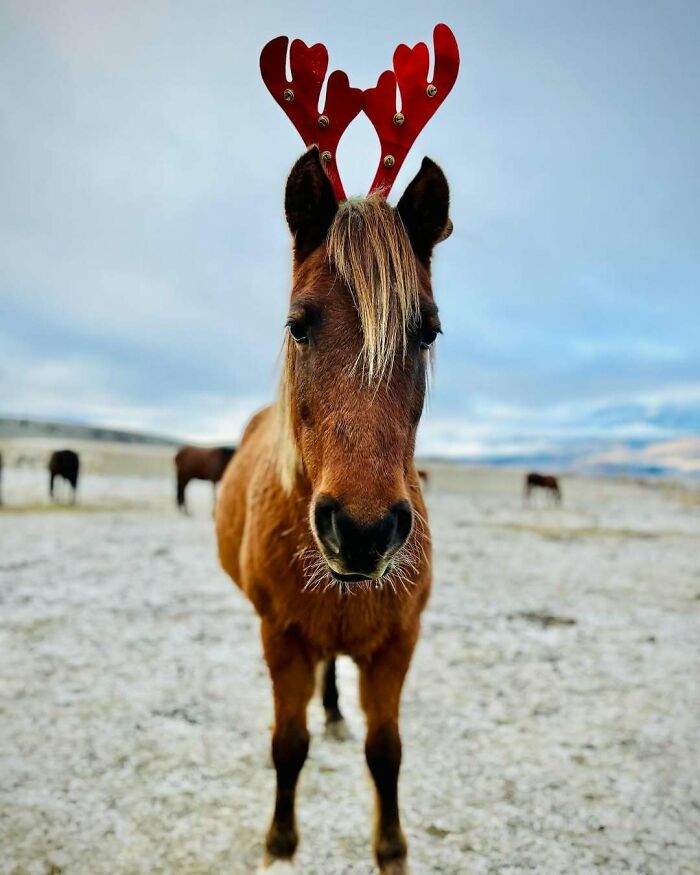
<box><xmin>1</xmin><ymin>467</ymin><xmax>699</xmax><ymax>875</ymax></box>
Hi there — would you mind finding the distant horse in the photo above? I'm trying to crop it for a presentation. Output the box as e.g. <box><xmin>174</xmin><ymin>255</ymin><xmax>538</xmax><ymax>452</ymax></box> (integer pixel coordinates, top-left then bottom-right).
<box><xmin>174</xmin><ymin>445</ymin><xmax>236</xmax><ymax>513</ymax></box>
<box><xmin>417</xmin><ymin>468</ymin><xmax>430</xmax><ymax>488</ymax></box>
<box><xmin>216</xmin><ymin>151</ymin><xmax>452</xmax><ymax>872</ymax></box>
<box><xmin>524</xmin><ymin>472</ymin><xmax>562</xmax><ymax>504</ymax></box>
<box><xmin>49</xmin><ymin>450</ymin><xmax>80</xmax><ymax>503</ymax></box>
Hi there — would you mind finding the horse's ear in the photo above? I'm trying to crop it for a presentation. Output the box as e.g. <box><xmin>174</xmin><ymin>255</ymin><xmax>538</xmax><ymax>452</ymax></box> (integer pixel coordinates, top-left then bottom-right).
<box><xmin>397</xmin><ymin>157</ymin><xmax>451</xmax><ymax>265</ymax></box>
<box><xmin>285</xmin><ymin>147</ymin><xmax>338</xmax><ymax>261</ymax></box>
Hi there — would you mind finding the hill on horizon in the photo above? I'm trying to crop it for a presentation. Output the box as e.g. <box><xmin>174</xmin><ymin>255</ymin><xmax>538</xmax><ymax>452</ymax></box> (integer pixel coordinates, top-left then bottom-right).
<box><xmin>0</xmin><ymin>415</ymin><xmax>181</xmax><ymax>447</ymax></box>
<box><xmin>1</xmin><ymin>415</ymin><xmax>698</xmax><ymax>482</ymax></box>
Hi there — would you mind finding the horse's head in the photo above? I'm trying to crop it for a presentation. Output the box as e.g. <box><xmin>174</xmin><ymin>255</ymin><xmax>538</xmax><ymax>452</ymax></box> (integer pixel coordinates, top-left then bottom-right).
<box><xmin>278</xmin><ymin>148</ymin><xmax>451</xmax><ymax>583</ymax></box>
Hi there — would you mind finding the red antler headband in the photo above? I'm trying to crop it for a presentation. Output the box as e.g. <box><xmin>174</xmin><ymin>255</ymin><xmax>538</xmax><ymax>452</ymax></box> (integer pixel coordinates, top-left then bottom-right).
<box><xmin>260</xmin><ymin>24</ymin><xmax>459</xmax><ymax>201</ymax></box>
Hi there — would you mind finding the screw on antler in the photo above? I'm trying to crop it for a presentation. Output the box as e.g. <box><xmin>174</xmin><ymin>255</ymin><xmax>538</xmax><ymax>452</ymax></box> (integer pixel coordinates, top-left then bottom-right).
<box><xmin>260</xmin><ymin>35</ymin><xmax>364</xmax><ymax>201</ymax></box>
<box><xmin>363</xmin><ymin>24</ymin><xmax>459</xmax><ymax>196</ymax></box>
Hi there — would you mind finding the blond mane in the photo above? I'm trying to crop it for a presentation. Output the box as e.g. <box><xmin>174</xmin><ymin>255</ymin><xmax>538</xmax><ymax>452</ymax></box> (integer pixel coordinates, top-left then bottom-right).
<box><xmin>275</xmin><ymin>196</ymin><xmax>421</xmax><ymax>491</ymax></box>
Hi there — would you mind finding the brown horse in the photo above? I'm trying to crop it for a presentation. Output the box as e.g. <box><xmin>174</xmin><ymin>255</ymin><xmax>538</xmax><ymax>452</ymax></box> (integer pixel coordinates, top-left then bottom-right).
<box><xmin>216</xmin><ymin>149</ymin><xmax>451</xmax><ymax>873</ymax></box>
<box><xmin>174</xmin><ymin>445</ymin><xmax>235</xmax><ymax>513</ymax></box>
<box><xmin>524</xmin><ymin>471</ymin><xmax>562</xmax><ymax>503</ymax></box>
<box><xmin>49</xmin><ymin>449</ymin><xmax>79</xmax><ymax>503</ymax></box>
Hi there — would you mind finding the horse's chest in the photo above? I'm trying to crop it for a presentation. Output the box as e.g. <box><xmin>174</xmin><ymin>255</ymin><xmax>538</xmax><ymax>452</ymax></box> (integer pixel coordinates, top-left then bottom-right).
<box><xmin>293</xmin><ymin>589</ymin><xmax>395</xmax><ymax>659</ymax></box>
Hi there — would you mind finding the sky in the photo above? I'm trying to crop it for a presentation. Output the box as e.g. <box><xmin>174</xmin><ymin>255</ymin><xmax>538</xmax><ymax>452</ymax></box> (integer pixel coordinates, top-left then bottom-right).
<box><xmin>1</xmin><ymin>0</ymin><xmax>699</xmax><ymax>458</ymax></box>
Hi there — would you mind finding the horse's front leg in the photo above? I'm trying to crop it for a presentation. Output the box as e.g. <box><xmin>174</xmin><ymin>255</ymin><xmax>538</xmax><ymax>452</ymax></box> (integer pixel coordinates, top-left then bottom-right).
<box><xmin>359</xmin><ymin>634</ymin><xmax>416</xmax><ymax>874</ymax></box>
<box><xmin>260</xmin><ymin>621</ymin><xmax>315</xmax><ymax>871</ymax></box>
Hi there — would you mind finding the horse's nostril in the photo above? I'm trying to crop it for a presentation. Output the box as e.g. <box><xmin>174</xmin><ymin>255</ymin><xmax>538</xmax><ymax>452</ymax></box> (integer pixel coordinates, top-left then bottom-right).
<box><xmin>314</xmin><ymin>496</ymin><xmax>342</xmax><ymax>556</ymax></box>
<box><xmin>392</xmin><ymin>501</ymin><xmax>413</xmax><ymax>551</ymax></box>
<box><xmin>314</xmin><ymin>496</ymin><xmax>413</xmax><ymax>572</ymax></box>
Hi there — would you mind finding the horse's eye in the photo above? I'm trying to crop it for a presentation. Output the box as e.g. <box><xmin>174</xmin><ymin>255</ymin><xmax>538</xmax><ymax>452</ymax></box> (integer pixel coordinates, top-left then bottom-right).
<box><xmin>419</xmin><ymin>326</ymin><xmax>438</xmax><ymax>350</ymax></box>
<box><xmin>287</xmin><ymin>319</ymin><xmax>308</xmax><ymax>344</ymax></box>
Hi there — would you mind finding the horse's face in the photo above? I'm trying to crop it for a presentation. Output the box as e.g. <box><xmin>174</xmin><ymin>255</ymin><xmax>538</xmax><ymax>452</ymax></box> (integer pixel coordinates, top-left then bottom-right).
<box><xmin>282</xmin><ymin>150</ymin><xmax>451</xmax><ymax>582</ymax></box>
<box><xmin>286</xmin><ymin>251</ymin><xmax>434</xmax><ymax>581</ymax></box>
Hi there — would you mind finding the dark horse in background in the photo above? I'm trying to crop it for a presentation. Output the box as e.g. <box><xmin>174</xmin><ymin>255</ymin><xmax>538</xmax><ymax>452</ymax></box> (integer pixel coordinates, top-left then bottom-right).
<box><xmin>49</xmin><ymin>450</ymin><xmax>80</xmax><ymax>503</ymax></box>
<box><xmin>174</xmin><ymin>445</ymin><xmax>236</xmax><ymax>513</ymax></box>
<box><xmin>524</xmin><ymin>471</ymin><xmax>562</xmax><ymax>504</ymax></box>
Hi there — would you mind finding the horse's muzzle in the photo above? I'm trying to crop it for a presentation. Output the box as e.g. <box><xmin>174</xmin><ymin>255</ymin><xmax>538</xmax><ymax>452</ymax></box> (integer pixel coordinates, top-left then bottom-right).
<box><xmin>313</xmin><ymin>495</ymin><xmax>413</xmax><ymax>579</ymax></box>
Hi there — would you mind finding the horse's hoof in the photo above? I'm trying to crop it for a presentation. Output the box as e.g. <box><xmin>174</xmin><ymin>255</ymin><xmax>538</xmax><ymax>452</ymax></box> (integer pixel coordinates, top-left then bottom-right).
<box><xmin>377</xmin><ymin>833</ymin><xmax>408</xmax><ymax>874</ymax></box>
<box><xmin>380</xmin><ymin>862</ymin><xmax>409</xmax><ymax>875</ymax></box>
<box><xmin>324</xmin><ymin>717</ymin><xmax>351</xmax><ymax>741</ymax></box>
<box><xmin>257</xmin><ymin>859</ymin><xmax>296</xmax><ymax>873</ymax></box>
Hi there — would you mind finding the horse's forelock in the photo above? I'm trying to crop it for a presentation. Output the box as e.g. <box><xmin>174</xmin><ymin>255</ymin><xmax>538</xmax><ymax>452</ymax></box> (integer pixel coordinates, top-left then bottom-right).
<box><xmin>326</xmin><ymin>195</ymin><xmax>421</xmax><ymax>382</ymax></box>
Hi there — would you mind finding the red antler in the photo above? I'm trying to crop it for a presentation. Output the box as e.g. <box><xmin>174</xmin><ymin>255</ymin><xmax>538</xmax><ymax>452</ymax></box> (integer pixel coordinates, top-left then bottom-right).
<box><xmin>363</xmin><ymin>24</ymin><xmax>459</xmax><ymax>196</ymax></box>
<box><xmin>260</xmin><ymin>36</ymin><xmax>364</xmax><ymax>201</ymax></box>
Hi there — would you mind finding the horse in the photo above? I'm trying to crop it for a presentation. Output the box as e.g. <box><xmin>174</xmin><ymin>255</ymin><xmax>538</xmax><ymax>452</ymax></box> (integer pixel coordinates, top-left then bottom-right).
<box><xmin>174</xmin><ymin>445</ymin><xmax>236</xmax><ymax>513</ymax></box>
<box><xmin>417</xmin><ymin>468</ymin><xmax>430</xmax><ymax>488</ymax></box>
<box><xmin>524</xmin><ymin>471</ymin><xmax>562</xmax><ymax>504</ymax></box>
<box><xmin>0</xmin><ymin>451</ymin><xmax>3</xmax><ymax>505</ymax></box>
<box><xmin>49</xmin><ymin>449</ymin><xmax>79</xmax><ymax>503</ymax></box>
<box><xmin>216</xmin><ymin>149</ymin><xmax>451</xmax><ymax>873</ymax></box>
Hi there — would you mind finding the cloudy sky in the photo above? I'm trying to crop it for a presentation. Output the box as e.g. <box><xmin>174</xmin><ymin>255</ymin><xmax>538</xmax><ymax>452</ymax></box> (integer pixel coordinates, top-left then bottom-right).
<box><xmin>2</xmin><ymin>0</ymin><xmax>699</xmax><ymax>457</ymax></box>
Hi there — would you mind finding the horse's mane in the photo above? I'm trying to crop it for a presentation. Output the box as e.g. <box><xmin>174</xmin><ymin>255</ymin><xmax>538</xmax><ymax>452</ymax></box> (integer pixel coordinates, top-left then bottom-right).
<box><xmin>275</xmin><ymin>195</ymin><xmax>421</xmax><ymax>492</ymax></box>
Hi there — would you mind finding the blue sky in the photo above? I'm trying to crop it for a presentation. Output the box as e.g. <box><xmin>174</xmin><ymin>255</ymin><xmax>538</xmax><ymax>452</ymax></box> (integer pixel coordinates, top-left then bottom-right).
<box><xmin>1</xmin><ymin>1</ymin><xmax>699</xmax><ymax>457</ymax></box>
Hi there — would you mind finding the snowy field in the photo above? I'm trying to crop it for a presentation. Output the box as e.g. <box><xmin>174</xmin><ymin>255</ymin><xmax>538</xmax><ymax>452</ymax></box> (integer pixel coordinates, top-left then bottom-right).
<box><xmin>1</xmin><ymin>465</ymin><xmax>699</xmax><ymax>875</ymax></box>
